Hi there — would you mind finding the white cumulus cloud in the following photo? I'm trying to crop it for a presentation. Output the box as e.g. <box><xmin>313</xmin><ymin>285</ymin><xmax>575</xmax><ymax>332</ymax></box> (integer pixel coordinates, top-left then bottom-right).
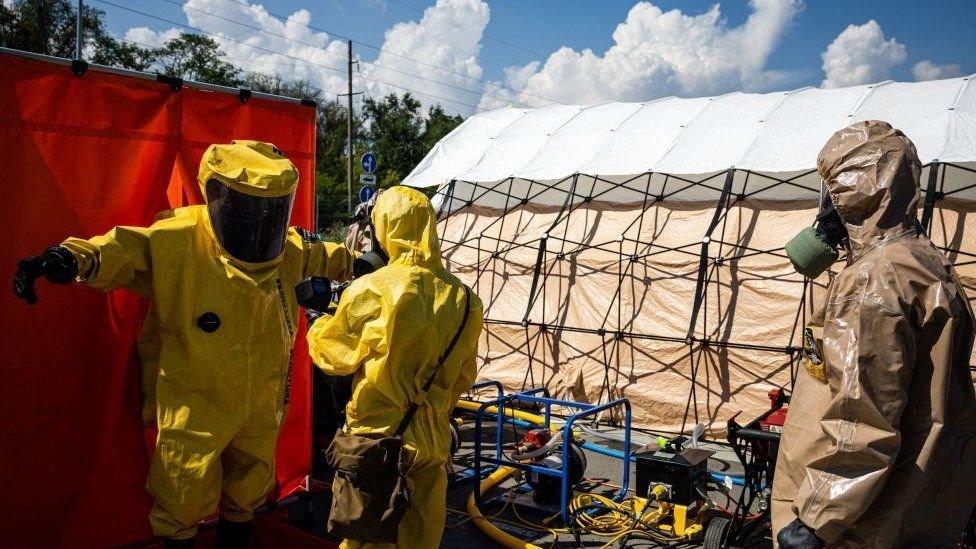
<box><xmin>120</xmin><ymin>0</ymin><xmax>493</xmax><ymax>115</ymax></box>
<box><xmin>123</xmin><ymin>27</ymin><xmax>182</xmax><ymax>49</ymax></box>
<box><xmin>364</xmin><ymin>0</ymin><xmax>490</xmax><ymax>114</ymax></box>
<box><xmin>180</xmin><ymin>0</ymin><xmax>349</xmax><ymax>97</ymax></box>
<box><xmin>912</xmin><ymin>60</ymin><xmax>962</xmax><ymax>81</ymax></box>
<box><xmin>122</xmin><ymin>0</ymin><xmax>350</xmax><ymax>101</ymax></box>
<box><xmin>820</xmin><ymin>20</ymin><xmax>906</xmax><ymax>88</ymax></box>
<box><xmin>478</xmin><ymin>0</ymin><xmax>803</xmax><ymax>110</ymax></box>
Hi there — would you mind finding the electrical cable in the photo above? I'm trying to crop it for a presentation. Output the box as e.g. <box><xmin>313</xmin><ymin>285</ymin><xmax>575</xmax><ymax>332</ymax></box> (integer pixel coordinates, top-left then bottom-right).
<box><xmin>567</xmin><ymin>495</ymin><xmax>680</xmax><ymax>546</ymax></box>
<box><xmin>465</xmin><ymin>466</ymin><xmax>545</xmax><ymax>549</ymax></box>
<box><xmin>458</xmin><ymin>398</ymin><xmax>756</xmax><ymax>546</ymax></box>
<box><xmin>507</xmin><ymin>498</ymin><xmax>568</xmax><ymax>542</ymax></box>
<box><xmin>579</xmin><ymin>439</ymin><xmax>749</xmax><ymax>486</ymax></box>
<box><xmin>151</xmin><ymin>0</ymin><xmax>532</xmax><ymax>108</ymax></box>
<box><xmin>578</xmin><ymin>423</ymin><xmax>631</xmax><ymax>444</ymax></box>
<box><xmin>457</xmin><ymin>399</ymin><xmax>750</xmax><ymax>486</ymax></box>
<box><xmin>208</xmin><ymin>0</ymin><xmax>563</xmax><ymax>106</ymax></box>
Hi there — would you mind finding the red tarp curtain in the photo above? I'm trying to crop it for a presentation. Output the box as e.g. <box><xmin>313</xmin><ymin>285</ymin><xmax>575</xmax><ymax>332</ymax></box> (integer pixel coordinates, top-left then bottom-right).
<box><xmin>0</xmin><ymin>52</ymin><xmax>317</xmax><ymax>547</ymax></box>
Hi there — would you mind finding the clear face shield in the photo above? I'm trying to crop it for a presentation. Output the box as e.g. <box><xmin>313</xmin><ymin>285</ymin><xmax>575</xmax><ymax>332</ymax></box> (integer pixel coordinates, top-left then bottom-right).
<box><xmin>205</xmin><ymin>178</ymin><xmax>295</xmax><ymax>263</ymax></box>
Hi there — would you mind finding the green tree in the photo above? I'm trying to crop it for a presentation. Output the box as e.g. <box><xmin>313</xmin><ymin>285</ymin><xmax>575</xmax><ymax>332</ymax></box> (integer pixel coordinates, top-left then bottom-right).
<box><xmin>358</xmin><ymin>95</ymin><xmax>465</xmax><ymax>191</ymax></box>
<box><xmin>362</xmin><ymin>93</ymin><xmax>425</xmax><ymax>187</ymax></box>
<box><xmin>422</xmin><ymin>105</ymin><xmax>464</xmax><ymax>152</ymax></box>
<box><xmin>0</xmin><ymin>0</ymin><xmax>153</xmax><ymax>70</ymax></box>
<box><xmin>315</xmin><ymin>99</ymin><xmax>368</xmax><ymax>220</ymax></box>
<box><xmin>0</xmin><ymin>2</ymin><xmax>465</xmax><ymax>228</ymax></box>
<box><xmin>155</xmin><ymin>33</ymin><xmax>239</xmax><ymax>86</ymax></box>
<box><xmin>242</xmin><ymin>72</ymin><xmax>321</xmax><ymax>103</ymax></box>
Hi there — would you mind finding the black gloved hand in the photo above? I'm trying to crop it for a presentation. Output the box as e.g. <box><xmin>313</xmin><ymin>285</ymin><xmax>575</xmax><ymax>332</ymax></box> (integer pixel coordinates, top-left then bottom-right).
<box><xmin>13</xmin><ymin>246</ymin><xmax>79</xmax><ymax>305</ymax></box>
<box><xmin>778</xmin><ymin>518</ymin><xmax>824</xmax><ymax>549</ymax></box>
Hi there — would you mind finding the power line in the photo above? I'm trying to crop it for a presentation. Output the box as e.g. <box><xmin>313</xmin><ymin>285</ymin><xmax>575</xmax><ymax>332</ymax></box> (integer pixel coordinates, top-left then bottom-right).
<box><xmin>209</xmin><ymin>0</ymin><xmax>559</xmax><ymax>106</ymax></box>
<box><xmin>152</xmin><ymin>0</ymin><xmax>526</xmax><ymax>107</ymax></box>
<box><xmin>382</xmin><ymin>0</ymin><xmax>545</xmax><ymax>58</ymax></box>
<box><xmin>94</xmin><ymin>0</ymin><xmax>488</xmax><ymax>112</ymax></box>
<box><xmin>119</xmin><ymin>34</ymin><xmax>364</xmax><ymax>107</ymax></box>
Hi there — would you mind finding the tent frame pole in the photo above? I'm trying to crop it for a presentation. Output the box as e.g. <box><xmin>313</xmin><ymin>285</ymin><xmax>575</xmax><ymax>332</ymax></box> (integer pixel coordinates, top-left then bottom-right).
<box><xmin>437</xmin><ymin>162</ymin><xmax>974</xmax><ymax>432</ymax></box>
<box><xmin>921</xmin><ymin>162</ymin><xmax>941</xmax><ymax>233</ymax></box>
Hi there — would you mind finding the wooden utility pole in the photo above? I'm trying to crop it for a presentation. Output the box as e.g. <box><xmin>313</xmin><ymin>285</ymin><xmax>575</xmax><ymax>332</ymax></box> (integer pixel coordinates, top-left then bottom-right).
<box><xmin>346</xmin><ymin>39</ymin><xmax>354</xmax><ymax>213</ymax></box>
<box><xmin>76</xmin><ymin>0</ymin><xmax>83</xmax><ymax>59</ymax></box>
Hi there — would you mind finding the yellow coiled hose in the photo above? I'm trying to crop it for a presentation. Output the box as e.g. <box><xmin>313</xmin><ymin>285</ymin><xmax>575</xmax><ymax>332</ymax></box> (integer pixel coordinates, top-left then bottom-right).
<box><xmin>458</xmin><ymin>400</ymin><xmax>549</xmax><ymax>548</ymax></box>
<box><xmin>455</xmin><ymin>399</ymin><xmax>547</xmax><ymax>425</ymax></box>
<box><xmin>465</xmin><ymin>466</ymin><xmax>545</xmax><ymax>549</ymax></box>
<box><xmin>456</xmin><ymin>399</ymin><xmax>665</xmax><ymax>547</ymax></box>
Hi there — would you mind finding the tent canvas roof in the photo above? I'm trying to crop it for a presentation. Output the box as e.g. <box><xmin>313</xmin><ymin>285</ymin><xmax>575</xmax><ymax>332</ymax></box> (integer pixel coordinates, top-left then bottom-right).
<box><xmin>404</xmin><ymin>76</ymin><xmax>976</xmax><ymax>206</ymax></box>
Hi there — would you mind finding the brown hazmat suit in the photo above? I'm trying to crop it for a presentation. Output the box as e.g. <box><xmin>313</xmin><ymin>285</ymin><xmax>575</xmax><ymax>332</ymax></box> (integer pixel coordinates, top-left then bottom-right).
<box><xmin>771</xmin><ymin>120</ymin><xmax>976</xmax><ymax>547</ymax></box>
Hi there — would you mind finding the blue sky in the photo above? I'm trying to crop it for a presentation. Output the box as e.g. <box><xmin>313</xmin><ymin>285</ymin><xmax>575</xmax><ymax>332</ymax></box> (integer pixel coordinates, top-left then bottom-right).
<box><xmin>98</xmin><ymin>0</ymin><xmax>976</xmax><ymax>114</ymax></box>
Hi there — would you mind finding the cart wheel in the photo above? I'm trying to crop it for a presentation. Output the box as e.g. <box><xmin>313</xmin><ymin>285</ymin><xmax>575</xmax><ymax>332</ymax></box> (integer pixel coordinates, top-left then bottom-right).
<box><xmin>703</xmin><ymin>516</ymin><xmax>732</xmax><ymax>549</ymax></box>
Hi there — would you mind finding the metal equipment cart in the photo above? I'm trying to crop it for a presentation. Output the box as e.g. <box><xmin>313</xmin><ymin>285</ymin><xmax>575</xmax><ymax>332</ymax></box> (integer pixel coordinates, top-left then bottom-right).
<box><xmin>704</xmin><ymin>389</ymin><xmax>789</xmax><ymax>549</ymax></box>
<box><xmin>472</xmin><ymin>388</ymin><xmax>632</xmax><ymax>524</ymax></box>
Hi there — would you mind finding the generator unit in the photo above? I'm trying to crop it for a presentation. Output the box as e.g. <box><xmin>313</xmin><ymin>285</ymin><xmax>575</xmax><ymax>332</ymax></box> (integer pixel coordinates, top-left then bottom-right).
<box><xmin>635</xmin><ymin>444</ymin><xmax>714</xmax><ymax>505</ymax></box>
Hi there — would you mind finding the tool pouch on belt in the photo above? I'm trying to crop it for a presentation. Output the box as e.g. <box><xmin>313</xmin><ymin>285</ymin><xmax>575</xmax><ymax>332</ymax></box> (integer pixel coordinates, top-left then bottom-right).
<box><xmin>325</xmin><ymin>432</ymin><xmax>413</xmax><ymax>542</ymax></box>
<box><xmin>325</xmin><ymin>287</ymin><xmax>472</xmax><ymax>543</ymax></box>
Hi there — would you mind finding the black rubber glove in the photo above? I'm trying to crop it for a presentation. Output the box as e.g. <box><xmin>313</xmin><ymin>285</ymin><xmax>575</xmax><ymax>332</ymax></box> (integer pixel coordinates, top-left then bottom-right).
<box><xmin>778</xmin><ymin>518</ymin><xmax>824</xmax><ymax>549</ymax></box>
<box><xmin>13</xmin><ymin>246</ymin><xmax>79</xmax><ymax>305</ymax></box>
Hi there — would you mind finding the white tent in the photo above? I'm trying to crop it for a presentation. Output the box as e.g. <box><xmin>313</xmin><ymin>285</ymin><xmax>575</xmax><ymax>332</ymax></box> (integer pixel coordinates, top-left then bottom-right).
<box><xmin>406</xmin><ymin>76</ymin><xmax>976</xmax><ymax>208</ymax></box>
<box><xmin>404</xmin><ymin>77</ymin><xmax>976</xmax><ymax>434</ymax></box>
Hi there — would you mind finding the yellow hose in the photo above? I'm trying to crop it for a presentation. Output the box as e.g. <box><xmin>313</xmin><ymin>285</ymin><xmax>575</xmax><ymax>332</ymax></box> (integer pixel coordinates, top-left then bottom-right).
<box><xmin>465</xmin><ymin>466</ymin><xmax>545</xmax><ymax>549</ymax></box>
<box><xmin>456</xmin><ymin>399</ymin><xmax>546</xmax><ymax>425</ymax></box>
<box><xmin>457</xmin><ymin>400</ymin><xmax>549</xmax><ymax>547</ymax></box>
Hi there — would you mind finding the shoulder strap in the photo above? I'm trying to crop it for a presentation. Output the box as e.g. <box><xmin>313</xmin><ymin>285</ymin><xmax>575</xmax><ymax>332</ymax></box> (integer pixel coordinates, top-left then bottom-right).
<box><xmin>395</xmin><ymin>286</ymin><xmax>472</xmax><ymax>437</ymax></box>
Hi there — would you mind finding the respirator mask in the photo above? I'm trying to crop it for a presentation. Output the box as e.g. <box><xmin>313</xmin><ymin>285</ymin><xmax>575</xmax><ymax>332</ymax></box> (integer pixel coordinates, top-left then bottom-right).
<box><xmin>352</xmin><ymin>221</ymin><xmax>389</xmax><ymax>277</ymax></box>
<box><xmin>785</xmin><ymin>186</ymin><xmax>849</xmax><ymax>279</ymax></box>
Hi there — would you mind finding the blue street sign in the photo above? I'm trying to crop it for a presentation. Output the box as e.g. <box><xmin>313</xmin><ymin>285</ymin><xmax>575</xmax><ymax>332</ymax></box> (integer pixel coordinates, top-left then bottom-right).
<box><xmin>361</xmin><ymin>152</ymin><xmax>377</xmax><ymax>175</ymax></box>
<box><xmin>359</xmin><ymin>185</ymin><xmax>376</xmax><ymax>204</ymax></box>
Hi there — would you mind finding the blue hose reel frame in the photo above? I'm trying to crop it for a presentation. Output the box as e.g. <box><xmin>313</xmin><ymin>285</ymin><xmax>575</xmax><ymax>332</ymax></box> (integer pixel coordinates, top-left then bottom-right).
<box><xmin>472</xmin><ymin>387</ymin><xmax>632</xmax><ymax>523</ymax></box>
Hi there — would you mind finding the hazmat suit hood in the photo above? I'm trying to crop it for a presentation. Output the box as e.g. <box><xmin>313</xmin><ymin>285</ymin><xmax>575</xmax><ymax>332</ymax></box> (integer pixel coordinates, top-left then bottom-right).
<box><xmin>198</xmin><ymin>140</ymin><xmax>299</xmax><ymax>266</ymax></box>
<box><xmin>817</xmin><ymin>120</ymin><xmax>921</xmax><ymax>258</ymax></box>
<box><xmin>370</xmin><ymin>186</ymin><xmax>443</xmax><ymax>271</ymax></box>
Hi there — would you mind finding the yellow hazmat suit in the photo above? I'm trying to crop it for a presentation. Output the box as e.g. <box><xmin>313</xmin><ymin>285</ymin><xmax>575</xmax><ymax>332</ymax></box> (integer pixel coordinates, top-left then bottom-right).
<box><xmin>772</xmin><ymin>121</ymin><xmax>976</xmax><ymax>547</ymax></box>
<box><xmin>60</xmin><ymin>141</ymin><xmax>357</xmax><ymax>539</ymax></box>
<box><xmin>307</xmin><ymin>186</ymin><xmax>484</xmax><ymax>549</ymax></box>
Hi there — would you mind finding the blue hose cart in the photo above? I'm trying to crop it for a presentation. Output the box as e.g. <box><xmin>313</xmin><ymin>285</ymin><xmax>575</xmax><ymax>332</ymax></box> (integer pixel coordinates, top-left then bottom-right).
<box><xmin>472</xmin><ymin>389</ymin><xmax>632</xmax><ymax>524</ymax></box>
<box><xmin>447</xmin><ymin>380</ymin><xmax>508</xmax><ymax>484</ymax></box>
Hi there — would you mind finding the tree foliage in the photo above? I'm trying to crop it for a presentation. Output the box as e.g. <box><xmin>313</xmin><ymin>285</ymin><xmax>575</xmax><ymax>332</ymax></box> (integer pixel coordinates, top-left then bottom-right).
<box><xmin>243</xmin><ymin>72</ymin><xmax>321</xmax><ymax>103</ymax></box>
<box><xmin>423</xmin><ymin>105</ymin><xmax>465</xmax><ymax>152</ymax></box>
<box><xmin>361</xmin><ymin>95</ymin><xmax>465</xmax><ymax>191</ymax></box>
<box><xmin>0</xmin><ymin>0</ymin><xmax>153</xmax><ymax>70</ymax></box>
<box><xmin>363</xmin><ymin>93</ymin><xmax>425</xmax><ymax>188</ymax></box>
<box><xmin>155</xmin><ymin>33</ymin><xmax>240</xmax><ymax>86</ymax></box>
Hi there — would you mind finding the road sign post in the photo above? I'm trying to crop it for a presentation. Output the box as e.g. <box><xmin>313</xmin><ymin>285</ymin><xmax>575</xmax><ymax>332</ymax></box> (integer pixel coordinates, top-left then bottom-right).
<box><xmin>359</xmin><ymin>186</ymin><xmax>376</xmax><ymax>203</ymax></box>
<box><xmin>361</xmin><ymin>152</ymin><xmax>377</xmax><ymax>175</ymax></box>
<box><xmin>358</xmin><ymin>153</ymin><xmax>377</xmax><ymax>205</ymax></box>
